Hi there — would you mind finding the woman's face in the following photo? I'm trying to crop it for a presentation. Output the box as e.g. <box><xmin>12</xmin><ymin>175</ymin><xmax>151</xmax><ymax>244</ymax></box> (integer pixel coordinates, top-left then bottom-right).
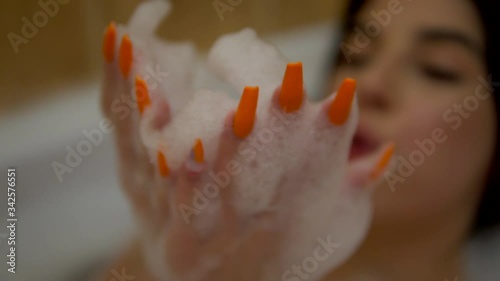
<box><xmin>332</xmin><ymin>0</ymin><xmax>497</xmax><ymax>234</ymax></box>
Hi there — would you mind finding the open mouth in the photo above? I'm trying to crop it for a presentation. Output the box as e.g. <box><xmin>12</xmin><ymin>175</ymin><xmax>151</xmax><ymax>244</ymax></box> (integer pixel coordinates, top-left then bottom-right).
<box><xmin>349</xmin><ymin>126</ymin><xmax>382</xmax><ymax>162</ymax></box>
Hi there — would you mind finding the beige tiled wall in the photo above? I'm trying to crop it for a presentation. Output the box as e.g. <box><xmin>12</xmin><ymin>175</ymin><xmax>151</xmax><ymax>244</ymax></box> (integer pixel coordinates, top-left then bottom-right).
<box><xmin>0</xmin><ymin>0</ymin><xmax>347</xmax><ymax>113</ymax></box>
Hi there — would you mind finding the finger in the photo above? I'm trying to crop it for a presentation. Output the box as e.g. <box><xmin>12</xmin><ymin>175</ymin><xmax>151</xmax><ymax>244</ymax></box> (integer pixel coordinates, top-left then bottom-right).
<box><xmin>215</xmin><ymin>110</ymin><xmax>242</xmax><ymax>233</ymax></box>
<box><xmin>315</xmin><ymin>77</ymin><xmax>358</xmax><ymax>152</ymax></box>
<box><xmin>202</xmin><ymin>113</ymin><xmax>241</xmax><ymax>278</ymax></box>
<box><xmin>101</xmin><ymin>22</ymin><xmax>120</xmax><ymax>116</ymax></box>
<box><xmin>151</xmin><ymin>149</ymin><xmax>171</xmax><ymax>225</ymax></box>
<box><xmin>283</xmin><ymin>78</ymin><xmax>357</xmax><ymax>198</ymax></box>
<box><xmin>138</xmin><ymin>81</ymin><xmax>172</xmax><ymax>227</ymax></box>
<box><xmin>257</xmin><ymin>63</ymin><xmax>308</xmax><ymax>213</ymax></box>
<box><xmin>351</xmin><ymin>142</ymin><xmax>396</xmax><ymax>187</ymax></box>
<box><xmin>101</xmin><ymin>26</ymin><xmax>160</xmax><ymax>218</ymax></box>
<box><xmin>171</xmin><ymin>138</ymin><xmax>207</xmax><ymax>228</ymax></box>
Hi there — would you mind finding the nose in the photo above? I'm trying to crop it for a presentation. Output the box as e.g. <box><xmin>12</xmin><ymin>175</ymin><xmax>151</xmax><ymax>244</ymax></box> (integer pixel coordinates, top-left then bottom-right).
<box><xmin>356</xmin><ymin>57</ymin><xmax>396</xmax><ymax>113</ymax></box>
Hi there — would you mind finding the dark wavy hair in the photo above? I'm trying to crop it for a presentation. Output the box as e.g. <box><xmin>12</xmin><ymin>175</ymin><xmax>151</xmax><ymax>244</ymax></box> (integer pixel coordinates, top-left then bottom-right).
<box><xmin>335</xmin><ymin>0</ymin><xmax>500</xmax><ymax>234</ymax></box>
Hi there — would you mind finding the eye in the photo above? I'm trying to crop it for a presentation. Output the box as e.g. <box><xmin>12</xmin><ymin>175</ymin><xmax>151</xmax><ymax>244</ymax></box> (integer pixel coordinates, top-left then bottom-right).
<box><xmin>419</xmin><ymin>64</ymin><xmax>462</xmax><ymax>83</ymax></box>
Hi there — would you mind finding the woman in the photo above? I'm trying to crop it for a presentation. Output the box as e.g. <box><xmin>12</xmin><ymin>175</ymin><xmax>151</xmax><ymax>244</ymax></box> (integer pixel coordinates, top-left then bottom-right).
<box><xmin>325</xmin><ymin>0</ymin><xmax>499</xmax><ymax>280</ymax></box>
<box><xmin>98</xmin><ymin>0</ymin><xmax>499</xmax><ymax>280</ymax></box>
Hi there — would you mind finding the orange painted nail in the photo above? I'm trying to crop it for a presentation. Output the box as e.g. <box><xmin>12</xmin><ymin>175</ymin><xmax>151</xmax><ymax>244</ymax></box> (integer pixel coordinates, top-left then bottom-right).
<box><xmin>329</xmin><ymin>78</ymin><xmax>357</xmax><ymax>126</ymax></box>
<box><xmin>279</xmin><ymin>62</ymin><xmax>304</xmax><ymax>113</ymax></box>
<box><xmin>157</xmin><ymin>151</ymin><xmax>170</xmax><ymax>177</ymax></box>
<box><xmin>370</xmin><ymin>143</ymin><xmax>395</xmax><ymax>180</ymax></box>
<box><xmin>234</xmin><ymin>86</ymin><xmax>259</xmax><ymax>138</ymax></box>
<box><xmin>119</xmin><ymin>34</ymin><xmax>133</xmax><ymax>78</ymax></box>
<box><xmin>193</xmin><ymin>139</ymin><xmax>204</xmax><ymax>164</ymax></box>
<box><xmin>135</xmin><ymin>76</ymin><xmax>151</xmax><ymax>115</ymax></box>
<box><xmin>103</xmin><ymin>22</ymin><xmax>116</xmax><ymax>63</ymax></box>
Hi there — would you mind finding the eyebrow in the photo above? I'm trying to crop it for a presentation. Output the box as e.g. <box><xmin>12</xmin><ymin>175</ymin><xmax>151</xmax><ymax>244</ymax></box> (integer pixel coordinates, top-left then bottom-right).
<box><xmin>417</xmin><ymin>29</ymin><xmax>484</xmax><ymax>58</ymax></box>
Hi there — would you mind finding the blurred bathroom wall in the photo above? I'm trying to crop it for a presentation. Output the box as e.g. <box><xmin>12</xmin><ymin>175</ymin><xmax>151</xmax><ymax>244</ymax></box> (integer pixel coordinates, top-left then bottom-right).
<box><xmin>0</xmin><ymin>0</ymin><xmax>346</xmax><ymax>116</ymax></box>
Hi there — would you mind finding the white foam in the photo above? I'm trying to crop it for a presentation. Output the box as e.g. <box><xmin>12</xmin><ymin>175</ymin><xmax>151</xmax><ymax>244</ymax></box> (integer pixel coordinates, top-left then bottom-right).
<box><xmin>207</xmin><ymin>28</ymin><xmax>288</xmax><ymax>98</ymax></box>
<box><xmin>127</xmin><ymin>0</ymin><xmax>171</xmax><ymax>38</ymax></box>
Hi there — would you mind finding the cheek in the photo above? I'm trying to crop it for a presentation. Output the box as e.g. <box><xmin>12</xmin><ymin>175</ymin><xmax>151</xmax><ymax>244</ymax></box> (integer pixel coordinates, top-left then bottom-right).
<box><xmin>374</xmin><ymin>94</ymin><xmax>496</xmax><ymax>226</ymax></box>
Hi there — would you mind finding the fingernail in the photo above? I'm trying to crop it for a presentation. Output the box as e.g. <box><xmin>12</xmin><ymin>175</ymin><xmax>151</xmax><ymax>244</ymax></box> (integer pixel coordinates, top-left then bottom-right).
<box><xmin>192</xmin><ymin>138</ymin><xmax>204</xmax><ymax>164</ymax></box>
<box><xmin>135</xmin><ymin>75</ymin><xmax>151</xmax><ymax>115</ymax></box>
<box><xmin>370</xmin><ymin>143</ymin><xmax>395</xmax><ymax>180</ymax></box>
<box><xmin>279</xmin><ymin>62</ymin><xmax>304</xmax><ymax>113</ymax></box>
<box><xmin>119</xmin><ymin>34</ymin><xmax>133</xmax><ymax>78</ymax></box>
<box><xmin>329</xmin><ymin>78</ymin><xmax>356</xmax><ymax>126</ymax></box>
<box><xmin>103</xmin><ymin>22</ymin><xmax>116</xmax><ymax>63</ymax></box>
<box><xmin>157</xmin><ymin>151</ymin><xmax>170</xmax><ymax>177</ymax></box>
<box><xmin>234</xmin><ymin>86</ymin><xmax>259</xmax><ymax>138</ymax></box>
<box><xmin>186</xmin><ymin>139</ymin><xmax>205</xmax><ymax>174</ymax></box>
